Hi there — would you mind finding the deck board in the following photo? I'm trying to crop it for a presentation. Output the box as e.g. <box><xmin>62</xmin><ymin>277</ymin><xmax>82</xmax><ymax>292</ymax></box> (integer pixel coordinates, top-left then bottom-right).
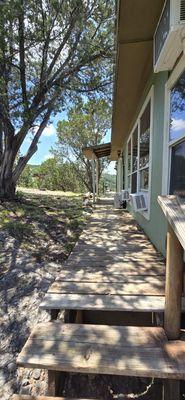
<box><xmin>17</xmin><ymin>322</ymin><xmax>185</xmax><ymax>379</ymax></box>
<box><xmin>158</xmin><ymin>195</ymin><xmax>185</xmax><ymax>249</ymax></box>
<box><xmin>49</xmin><ymin>280</ymin><xmax>165</xmax><ymax>296</ymax></box>
<box><xmin>40</xmin><ymin>293</ymin><xmax>178</xmax><ymax>312</ymax></box>
<box><xmin>40</xmin><ymin>202</ymin><xmax>166</xmax><ymax>312</ymax></box>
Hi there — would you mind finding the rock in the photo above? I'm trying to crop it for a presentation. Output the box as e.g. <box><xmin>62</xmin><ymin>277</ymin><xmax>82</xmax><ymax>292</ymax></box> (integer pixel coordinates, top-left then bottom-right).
<box><xmin>7</xmin><ymin>361</ymin><xmax>16</xmax><ymax>373</ymax></box>
<box><xmin>0</xmin><ymin>371</ymin><xmax>6</xmax><ymax>386</ymax></box>
<box><xmin>22</xmin><ymin>378</ymin><xmax>30</xmax><ymax>387</ymax></box>
<box><xmin>32</xmin><ymin>368</ymin><xmax>41</xmax><ymax>380</ymax></box>
<box><xmin>20</xmin><ymin>385</ymin><xmax>32</xmax><ymax>395</ymax></box>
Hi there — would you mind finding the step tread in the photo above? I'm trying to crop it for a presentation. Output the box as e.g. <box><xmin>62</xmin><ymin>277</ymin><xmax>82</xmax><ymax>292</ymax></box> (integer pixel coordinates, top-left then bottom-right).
<box><xmin>12</xmin><ymin>395</ymin><xmax>95</xmax><ymax>400</ymax></box>
<box><xmin>48</xmin><ymin>279</ymin><xmax>165</xmax><ymax>296</ymax></box>
<box><xmin>40</xmin><ymin>293</ymin><xmax>185</xmax><ymax>312</ymax></box>
<box><xmin>17</xmin><ymin>322</ymin><xmax>185</xmax><ymax>379</ymax></box>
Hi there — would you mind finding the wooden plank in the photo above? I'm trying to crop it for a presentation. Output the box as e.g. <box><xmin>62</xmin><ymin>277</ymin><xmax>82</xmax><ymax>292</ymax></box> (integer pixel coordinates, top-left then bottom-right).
<box><xmin>61</xmin><ymin>262</ymin><xmax>165</xmax><ymax>275</ymax></box>
<box><xmin>17</xmin><ymin>323</ymin><xmax>185</xmax><ymax>379</ymax></box>
<box><xmin>56</xmin><ymin>271</ymin><xmax>165</xmax><ymax>283</ymax></box>
<box><xmin>49</xmin><ymin>280</ymin><xmax>165</xmax><ymax>296</ymax></box>
<box><xmin>158</xmin><ymin>195</ymin><xmax>185</xmax><ymax>250</ymax></box>
<box><xmin>12</xmin><ymin>395</ymin><xmax>96</xmax><ymax>400</ymax></box>
<box><xmin>40</xmin><ymin>293</ymin><xmax>171</xmax><ymax>312</ymax></box>
<box><xmin>29</xmin><ymin>323</ymin><xmax>167</xmax><ymax>345</ymax></box>
<box><xmin>164</xmin><ymin>224</ymin><xmax>183</xmax><ymax>340</ymax></box>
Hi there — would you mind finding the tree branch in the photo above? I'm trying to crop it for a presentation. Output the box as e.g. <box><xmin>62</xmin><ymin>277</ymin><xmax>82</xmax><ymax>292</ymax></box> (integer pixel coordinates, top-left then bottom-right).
<box><xmin>46</xmin><ymin>5</ymin><xmax>79</xmax><ymax>78</ymax></box>
<box><xmin>13</xmin><ymin>108</ymin><xmax>52</xmax><ymax>182</ymax></box>
<box><xmin>18</xmin><ymin>0</ymin><xmax>28</xmax><ymax>112</ymax></box>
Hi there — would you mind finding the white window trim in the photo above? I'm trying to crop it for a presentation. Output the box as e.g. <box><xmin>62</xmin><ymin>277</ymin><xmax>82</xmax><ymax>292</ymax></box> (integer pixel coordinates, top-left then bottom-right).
<box><xmin>162</xmin><ymin>54</ymin><xmax>185</xmax><ymax>195</ymax></box>
<box><xmin>126</xmin><ymin>86</ymin><xmax>154</xmax><ymax>220</ymax></box>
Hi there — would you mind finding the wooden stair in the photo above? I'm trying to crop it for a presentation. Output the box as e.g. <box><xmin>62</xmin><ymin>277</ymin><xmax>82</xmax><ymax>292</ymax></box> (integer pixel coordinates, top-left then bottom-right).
<box><xmin>40</xmin><ymin>293</ymin><xmax>174</xmax><ymax>313</ymax></box>
<box><xmin>40</xmin><ymin>275</ymin><xmax>185</xmax><ymax>314</ymax></box>
<box><xmin>17</xmin><ymin>322</ymin><xmax>185</xmax><ymax>380</ymax></box>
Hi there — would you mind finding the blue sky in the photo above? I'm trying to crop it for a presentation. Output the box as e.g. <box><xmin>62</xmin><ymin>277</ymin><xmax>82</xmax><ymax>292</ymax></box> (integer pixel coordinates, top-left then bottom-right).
<box><xmin>21</xmin><ymin>112</ymin><xmax>116</xmax><ymax>175</ymax></box>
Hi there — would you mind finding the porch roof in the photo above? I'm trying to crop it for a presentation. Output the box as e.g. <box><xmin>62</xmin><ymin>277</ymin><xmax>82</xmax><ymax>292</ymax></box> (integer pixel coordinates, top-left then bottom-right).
<box><xmin>83</xmin><ymin>142</ymin><xmax>111</xmax><ymax>159</ymax></box>
<box><xmin>111</xmin><ymin>0</ymin><xmax>165</xmax><ymax>160</ymax></box>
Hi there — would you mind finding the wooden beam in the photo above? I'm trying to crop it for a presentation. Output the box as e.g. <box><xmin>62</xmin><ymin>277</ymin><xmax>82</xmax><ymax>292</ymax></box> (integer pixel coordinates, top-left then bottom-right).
<box><xmin>164</xmin><ymin>224</ymin><xmax>184</xmax><ymax>340</ymax></box>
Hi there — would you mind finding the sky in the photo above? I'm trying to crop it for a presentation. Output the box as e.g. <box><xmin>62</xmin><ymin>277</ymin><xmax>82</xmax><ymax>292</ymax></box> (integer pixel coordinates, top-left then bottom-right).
<box><xmin>21</xmin><ymin>112</ymin><xmax>116</xmax><ymax>175</ymax></box>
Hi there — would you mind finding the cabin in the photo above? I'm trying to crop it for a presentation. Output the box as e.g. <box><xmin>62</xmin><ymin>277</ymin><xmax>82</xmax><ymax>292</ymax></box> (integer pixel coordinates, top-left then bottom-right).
<box><xmin>112</xmin><ymin>0</ymin><xmax>185</xmax><ymax>257</ymax></box>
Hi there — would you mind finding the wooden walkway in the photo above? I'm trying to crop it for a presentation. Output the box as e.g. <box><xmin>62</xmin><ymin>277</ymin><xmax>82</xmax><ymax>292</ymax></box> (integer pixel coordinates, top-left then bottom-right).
<box><xmin>16</xmin><ymin>198</ymin><xmax>185</xmax><ymax>398</ymax></box>
<box><xmin>40</xmin><ymin>200</ymin><xmax>170</xmax><ymax>314</ymax></box>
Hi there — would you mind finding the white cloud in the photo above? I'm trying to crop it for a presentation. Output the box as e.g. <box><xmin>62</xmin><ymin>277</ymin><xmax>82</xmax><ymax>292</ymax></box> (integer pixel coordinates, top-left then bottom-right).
<box><xmin>43</xmin><ymin>153</ymin><xmax>54</xmax><ymax>161</ymax></box>
<box><xmin>27</xmin><ymin>124</ymin><xmax>56</xmax><ymax>138</ymax></box>
<box><xmin>171</xmin><ymin>118</ymin><xmax>185</xmax><ymax>131</ymax></box>
<box><xmin>42</xmin><ymin>124</ymin><xmax>56</xmax><ymax>137</ymax></box>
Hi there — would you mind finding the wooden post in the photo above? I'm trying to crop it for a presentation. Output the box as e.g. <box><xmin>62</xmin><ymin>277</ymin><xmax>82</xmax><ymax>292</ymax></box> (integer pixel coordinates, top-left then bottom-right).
<box><xmin>48</xmin><ymin>370</ymin><xmax>61</xmax><ymax>396</ymax></box>
<box><xmin>95</xmin><ymin>156</ymin><xmax>99</xmax><ymax>196</ymax></box>
<box><xmin>163</xmin><ymin>379</ymin><xmax>180</xmax><ymax>400</ymax></box>
<box><xmin>164</xmin><ymin>224</ymin><xmax>183</xmax><ymax>340</ymax></box>
<box><xmin>91</xmin><ymin>156</ymin><xmax>96</xmax><ymax>204</ymax></box>
<box><xmin>50</xmin><ymin>309</ymin><xmax>59</xmax><ymax>320</ymax></box>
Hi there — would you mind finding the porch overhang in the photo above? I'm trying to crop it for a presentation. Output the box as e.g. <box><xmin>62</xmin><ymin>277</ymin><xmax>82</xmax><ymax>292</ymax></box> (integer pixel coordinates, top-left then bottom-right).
<box><xmin>111</xmin><ymin>0</ymin><xmax>165</xmax><ymax>160</ymax></box>
<box><xmin>83</xmin><ymin>142</ymin><xmax>111</xmax><ymax>160</ymax></box>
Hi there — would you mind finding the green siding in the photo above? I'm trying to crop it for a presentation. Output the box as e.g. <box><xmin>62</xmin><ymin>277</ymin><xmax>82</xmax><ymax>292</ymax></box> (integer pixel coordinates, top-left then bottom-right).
<box><xmin>123</xmin><ymin>72</ymin><xmax>168</xmax><ymax>256</ymax></box>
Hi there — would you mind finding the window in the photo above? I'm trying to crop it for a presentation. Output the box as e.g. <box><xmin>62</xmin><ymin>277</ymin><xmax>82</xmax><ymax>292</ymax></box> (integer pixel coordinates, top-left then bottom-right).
<box><xmin>132</xmin><ymin>127</ymin><xmax>138</xmax><ymax>193</ymax></box>
<box><xmin>139</xmin><ymin>101</ymin><xmax>151</xmax><ymax>190</ymax></box>
<box><xmin>163</xmin><ymin>56</ymin><xmax>185</xmax><ymax>197</ymax></box>
<box><xmin>126</xmin><ymin>89</ymin><xmax>153</xmax><ymax>218</ymax></box>
<box><xmin>169</xmin><ymin>69</ymin><xmax>185</xmax><ymax>196</ymax></box>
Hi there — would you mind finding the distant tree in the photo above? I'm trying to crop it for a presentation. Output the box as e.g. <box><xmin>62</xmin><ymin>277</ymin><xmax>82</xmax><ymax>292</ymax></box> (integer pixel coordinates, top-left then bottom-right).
<box><xmin>20</xmin><ymin>158</ymin><xmax>86</xmax><ymax>192</ymax></box>
<box><xmin>18</xmin><ymin>164</ymin><xmax>35</xmax><ymax>187</ymax></box>
<box><xmin>55</xmin><ymin>98</ymin><xmax>111</xmax><ymax>192</ymax></box>
<box><xmin>0</xmin><ymin>0</ymin><xmax>114</xmax><ymax>199</ymax></box>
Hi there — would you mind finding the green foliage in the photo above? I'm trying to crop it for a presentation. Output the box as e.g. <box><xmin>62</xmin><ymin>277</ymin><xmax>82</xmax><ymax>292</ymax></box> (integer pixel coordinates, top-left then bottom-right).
<box><xmin>0</xmin><ymin>0</ymin><xmax>114</xmax><ymax>128</ymax></box>
<box><xmin>0</xmin><ymin>0</ymin><xmax>114</xmax><ymax>198</ymax></box>
<box><xmin>55</xmin><ymin>98</ymin><xmax>111</xmax><ymax>191</ymax></box>
<box><xmin>100</xmin><ymin>173</ymin><xmax>116</xmax><ymax>192</ymax></box>
<box><xmin>0</xmin><ymin>191</ymin><xmax>87</xmax><ymax>264</ymax></box>
<box><xmin>18</xmin><ymin>157</ymin><xmax>86</xmax><ymax>192</ymax></box>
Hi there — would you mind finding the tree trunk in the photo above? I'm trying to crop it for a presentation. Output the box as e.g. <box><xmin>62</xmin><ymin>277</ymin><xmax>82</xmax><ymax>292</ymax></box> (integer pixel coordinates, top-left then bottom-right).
<box><xmin>0</xmin><ymin>175</ymin><xmax>16</xmax><ymax>199</ymax></box>
<box><xmin>0</xmin><ymin>149</ymin><xmax>17</xmax><ymax>200</ymax></box>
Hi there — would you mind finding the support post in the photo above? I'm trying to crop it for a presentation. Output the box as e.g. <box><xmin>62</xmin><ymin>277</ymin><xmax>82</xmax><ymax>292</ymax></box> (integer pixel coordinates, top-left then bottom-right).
<box><xmin>164</xmin><ymin>223</ymin><xmax>183</xmax><ymax>340</ymax></box>
<box><xmin>95</xmin><ymin>156</ymin><xmax>99</xmax><ymax>196</ymax></box>
<box><xmin>91</xmin><ymin>156</ymin><xmax>96</xmax><ymax>204</ymax></box>
<box><xmin>50</xmin><ymin>309</ymin><xmax>59</xmax><ymax>320</ymax></box>
<box><xmin>48</xmin><ymin>370</ymin><xmax>61</xmax><ymax>396</ymax></box>
<box><xmin>163</xmin><ymin>379</ymin><xmax>180</xmax><ymax>400</ymax></box>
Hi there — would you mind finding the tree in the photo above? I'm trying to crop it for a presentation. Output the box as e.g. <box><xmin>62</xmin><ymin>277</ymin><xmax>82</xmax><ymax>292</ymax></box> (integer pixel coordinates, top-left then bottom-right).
<box><xmin>18</xmin><ymin>157</ymin><xmax>86</xmax><ymax>192</ymax></box>
<box><xmin>0</xmin><ymin>0</ymin><xmax>114</xmax><ymax>198</ymax></box>
<box><xmin>55</xmin><ymin>97</ymin><xmax>111</xmax><ymax>192</ymax></box>
<box><xmin>18</xmin><ymin>164</ymin><xmax>35</xmax><ymax>187</ymax></box>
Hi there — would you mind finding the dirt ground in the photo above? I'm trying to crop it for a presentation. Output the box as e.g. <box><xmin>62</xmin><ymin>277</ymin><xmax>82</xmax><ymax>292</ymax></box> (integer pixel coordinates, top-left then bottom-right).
<box><xmin>0</xmin><ymin>189</ymin><xmax>91</xmax><ymax>399</ymax></box>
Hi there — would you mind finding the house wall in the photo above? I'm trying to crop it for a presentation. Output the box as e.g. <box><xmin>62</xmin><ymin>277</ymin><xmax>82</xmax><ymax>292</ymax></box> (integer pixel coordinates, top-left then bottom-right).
<box><xmin>121</xmin><ymin>72</ymin><xmax>168</xmax><ymax>256</ymax></box>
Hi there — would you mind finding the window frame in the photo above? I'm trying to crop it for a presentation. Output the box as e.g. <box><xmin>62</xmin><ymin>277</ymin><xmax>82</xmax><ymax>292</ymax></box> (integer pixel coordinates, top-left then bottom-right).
<box><xmin>126</xmin><ymin>86</ymin><xmax>154</xmax><ymax>220</ymax></box>
<box><xmin>162</xmin><ymin>54</ymin><xmax>185</xmax><ymax>195</ymax></box>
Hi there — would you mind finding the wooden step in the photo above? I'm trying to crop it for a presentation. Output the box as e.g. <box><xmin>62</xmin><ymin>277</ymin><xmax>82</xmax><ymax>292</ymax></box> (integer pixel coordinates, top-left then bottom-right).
<box><xmin>17</xmin><ymin>322</ymin><xmax>185</xmax><ymax>379</ymax></box>
<box><xmin>61</xmin><ymin>262</ymin><xmax>165</xmax><ymax>276</ymax></box>
<box><xmin>40</xmin><ymin>293</ymin><xmax>185</xmax><ymax>313</ymax></box>
<box><xmin>48</xmin><ymin>278</ymin><xmax>165</xmax><ymax>296</ymax></box>
<box><xmin>12</xmin><ymin>396</ymin><xmax>96</xmax><ymax>400</ymax></box>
